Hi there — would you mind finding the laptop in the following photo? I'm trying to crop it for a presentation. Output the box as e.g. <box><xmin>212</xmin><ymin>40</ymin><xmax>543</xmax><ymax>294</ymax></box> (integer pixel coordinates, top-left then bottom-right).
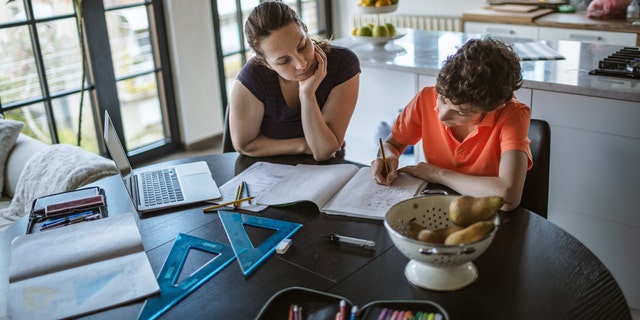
<box><xmin>103</xmin><ymin>110</ymin><xmax>221</xmax><ymax>212</ymax></box>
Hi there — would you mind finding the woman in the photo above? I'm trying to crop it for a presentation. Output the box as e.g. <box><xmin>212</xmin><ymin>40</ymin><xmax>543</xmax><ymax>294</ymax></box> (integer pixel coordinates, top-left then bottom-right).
<box><xmin>229</xmin><ymin>1</ymin><xmax>360</xmax><ymax>161</ymax></box>
<box><xmin>372</xmin><ymin>38</ymin><xmax>532</xmax><ymax>211</ymax></box>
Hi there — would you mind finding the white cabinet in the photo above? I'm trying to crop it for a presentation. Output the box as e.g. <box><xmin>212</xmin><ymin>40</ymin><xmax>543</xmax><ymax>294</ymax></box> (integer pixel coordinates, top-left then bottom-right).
<box><xmin>464</xmin><ymin>21</ymin><xmax>638</xmax><ymax>46</ymax></box>
<box><xmin>538</xmin><ymin>26</ymin><xmax>637</xmax><ymax>46</ymax></box>
<box><xmin>531</xmin><ymin>90</ymin><xmax>640</xmax><ymax>311</ymax></box>
<box><xmin>464</xmin><ymin>21</ymin><xmax>539</xmax><ymax>39</ymax></box>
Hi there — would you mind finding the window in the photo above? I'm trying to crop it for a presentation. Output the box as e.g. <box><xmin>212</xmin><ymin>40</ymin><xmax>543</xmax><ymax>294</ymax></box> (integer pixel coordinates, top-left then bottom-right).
<box><xmin>0</xmin><ymin>0</ymin><xmax>179</xmax><ymax>165</ymax></box>
<box><xmin>212</xmin><ymin>0</ymin><xmax>332</xmax><ymax>113</ymax></box>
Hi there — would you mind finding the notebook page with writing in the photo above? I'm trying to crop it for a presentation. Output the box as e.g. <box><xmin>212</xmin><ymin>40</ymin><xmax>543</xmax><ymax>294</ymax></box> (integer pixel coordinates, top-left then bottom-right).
<box><xmin>322</xmin><ymin>167</ymin><xmax>427</xmax><ymax>220</ymax></box>
<box><xmin>256</xmin><ymin>164</ymin><xmax>360</xmax><ymax>210</ymax></box>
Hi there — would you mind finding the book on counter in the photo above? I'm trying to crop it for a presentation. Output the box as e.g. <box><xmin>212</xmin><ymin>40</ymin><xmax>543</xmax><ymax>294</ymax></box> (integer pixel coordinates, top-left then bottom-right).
<box><xmin>8</xmin><ymin>212</ymin><xmax>159</xmax><ymax>319</ymax></box>
<box><xmin>217</xmin><ymin>161</ymin><xmax>427</xmax><ymax>220</ymax></box>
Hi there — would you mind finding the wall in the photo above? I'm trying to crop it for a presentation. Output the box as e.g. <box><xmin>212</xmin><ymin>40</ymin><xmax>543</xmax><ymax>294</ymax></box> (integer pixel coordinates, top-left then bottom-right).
<box><xmin>332</xmin><ymin>0</ymin><xmax>485</xmax><ymax>38</ymax></box>
<box><xmin>163</xmin><ymin>0</ymin><xmax>223</xmax><ymax>147</ymax></box>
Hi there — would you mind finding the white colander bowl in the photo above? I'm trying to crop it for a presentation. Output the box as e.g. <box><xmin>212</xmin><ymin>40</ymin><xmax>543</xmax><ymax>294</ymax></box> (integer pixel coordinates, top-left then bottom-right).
<box><xmin>384</xmin><ymin>195</ymin><xmax>500</xmax><ymax>291</ymax></box>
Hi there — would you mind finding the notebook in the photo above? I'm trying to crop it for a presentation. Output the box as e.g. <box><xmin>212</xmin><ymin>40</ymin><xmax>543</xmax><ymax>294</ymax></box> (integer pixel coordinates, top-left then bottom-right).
<box><xmin>103</xmin><ymin>110</ymin><xmax>221</xmax><ymax>212</ymax></box>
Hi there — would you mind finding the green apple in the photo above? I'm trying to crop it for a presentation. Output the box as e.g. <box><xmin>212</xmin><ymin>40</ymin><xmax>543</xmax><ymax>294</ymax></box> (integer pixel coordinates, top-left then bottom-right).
<box><xmin>356</xmin><ymin>25</ymin><xmax>372</xmax><ymax>37</ymax></box>
<box><xmin>385</xmin><ymin>23</ymin><xmax>396</xmax><ymax>37</ymax></box>
<box><xmin>390</xmin><ymin>0</ymin><xmax>399</xmax><ymax>4</ymax></box>
<box><xmin>372</xmin><ymin>25</ymin><xmax>389</xmax><ymax>37</ymax></box>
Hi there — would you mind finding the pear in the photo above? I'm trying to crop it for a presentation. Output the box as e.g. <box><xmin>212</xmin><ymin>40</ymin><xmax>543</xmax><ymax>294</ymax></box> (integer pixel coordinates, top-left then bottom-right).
<box><xmin>449</xmin><ymin>195</ymin><xmax>504</xmax><ymax>227</ymax></box>
<box><xmin>444</xmin><ymin>221</ymin><xmax>495</xmax><ymax>245</ymax></box>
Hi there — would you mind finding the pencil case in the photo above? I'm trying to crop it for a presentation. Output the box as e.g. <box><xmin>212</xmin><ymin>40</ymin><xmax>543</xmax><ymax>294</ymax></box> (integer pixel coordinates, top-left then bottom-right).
<box><xmin>255</xmin><ymin>286</ymin><xmax>449</xmax><ymax>320</ymax></box>
<box><xmin>26</xmin><ymin>186</ymin><xmax>107</xmax><ymax>234</ymax></box>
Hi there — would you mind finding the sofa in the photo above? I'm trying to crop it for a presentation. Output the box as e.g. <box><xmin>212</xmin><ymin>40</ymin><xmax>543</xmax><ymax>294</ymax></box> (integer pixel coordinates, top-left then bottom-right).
<box><xmin>1</xmin><ymin>134</ymin><xmax>47</xmax><ymax>209</ymax></box>
<box><xmin>0</xmin><ymin>119</ymin><xmax>118</xmax><ymax>232</ymax></box>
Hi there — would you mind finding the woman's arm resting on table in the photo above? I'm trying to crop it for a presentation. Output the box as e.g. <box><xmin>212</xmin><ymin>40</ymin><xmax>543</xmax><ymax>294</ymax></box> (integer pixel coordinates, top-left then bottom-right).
<box><xmin>300</xmin><ymin>72</ymin><xmax>360</xmax><ymax>161</ymax></box>
<box><xmin>229</xmin><ymin>81</ymin><xmax>311</xmax><ymax>156</ymax></box>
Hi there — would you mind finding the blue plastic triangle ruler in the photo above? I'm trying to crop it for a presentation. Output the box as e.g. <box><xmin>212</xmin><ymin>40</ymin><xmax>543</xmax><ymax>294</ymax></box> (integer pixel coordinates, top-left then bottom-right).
<box><xmin>218</xmin><ymin>211</ymin><xmax>302</xmax><ymax>276</ymax></box>
<box><xmin>138</xmin><ymin>233</ymin><xmax>236</xmax><ymax>320</ymax></box>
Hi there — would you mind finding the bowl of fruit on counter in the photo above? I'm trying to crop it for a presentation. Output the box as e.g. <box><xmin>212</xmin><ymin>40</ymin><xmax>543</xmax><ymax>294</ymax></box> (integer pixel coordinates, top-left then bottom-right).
<box><xmin>358</xmin><ymin>0</ymin><xmax>399</xmax><ymax>14</ymax></box>
<box><xmin>350</xmin><ymin>23</ymin><xmax>406</xmax><ymax>48</ymax></box>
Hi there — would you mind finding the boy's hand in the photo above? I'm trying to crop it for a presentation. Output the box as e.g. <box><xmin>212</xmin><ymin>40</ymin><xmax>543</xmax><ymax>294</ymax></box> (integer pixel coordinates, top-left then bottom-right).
<box><xmin>371</xmin><ymin>156</ymin><xmax>399</xmax><ymax>186</ymax></box>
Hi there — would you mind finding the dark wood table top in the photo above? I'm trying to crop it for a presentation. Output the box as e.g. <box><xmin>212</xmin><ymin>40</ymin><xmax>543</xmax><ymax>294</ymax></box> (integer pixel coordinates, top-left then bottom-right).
<box><xmin>5</xmin><ymin>152</ymin><xmax>629</xmax><ymax>320</ymax></box>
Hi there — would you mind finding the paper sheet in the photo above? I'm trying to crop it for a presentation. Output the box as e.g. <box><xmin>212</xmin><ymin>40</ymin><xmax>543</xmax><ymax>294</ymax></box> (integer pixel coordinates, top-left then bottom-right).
<box><xmin>8</xmin><ymin>213</ymin><xmax>159</xmax><ymax>319</ymax></box>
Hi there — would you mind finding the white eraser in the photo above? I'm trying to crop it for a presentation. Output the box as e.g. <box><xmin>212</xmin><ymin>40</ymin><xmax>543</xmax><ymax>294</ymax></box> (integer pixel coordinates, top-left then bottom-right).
<box><xmin>276</xmin><ymin>238</ymin><xmax>292</xmax><ymax>254</ymax></box>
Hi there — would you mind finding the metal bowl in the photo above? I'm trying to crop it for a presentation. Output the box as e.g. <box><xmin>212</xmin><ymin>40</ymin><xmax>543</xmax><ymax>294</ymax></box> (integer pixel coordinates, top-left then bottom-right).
<box><xmin>384</xmin><ymin>195</ymin><xmax>499</xmax><ymax>291</ymax></box>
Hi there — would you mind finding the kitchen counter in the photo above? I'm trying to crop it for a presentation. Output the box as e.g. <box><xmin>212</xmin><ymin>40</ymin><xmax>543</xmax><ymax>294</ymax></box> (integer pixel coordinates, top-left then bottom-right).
<box><xmin>333</xmin><ymin>29</ymin><xmax>639</xmax><ymax>102</ymax></box>
<box><xmin>534</xmin><ymin>13</ymin><xmax>640</xmax><ymax>34</ymax></box>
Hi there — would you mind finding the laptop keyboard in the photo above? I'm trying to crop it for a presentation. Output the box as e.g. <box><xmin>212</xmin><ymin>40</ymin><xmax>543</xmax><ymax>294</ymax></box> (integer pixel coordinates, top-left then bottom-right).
<box><xmin>140</xmin><ymin>168</ymin><xmax>185</xmax><ymax>206</ymax></box>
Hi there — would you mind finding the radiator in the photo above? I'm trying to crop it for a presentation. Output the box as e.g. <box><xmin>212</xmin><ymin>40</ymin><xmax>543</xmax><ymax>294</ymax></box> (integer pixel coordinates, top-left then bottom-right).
<box><xmin>352</xmin><ymin>14</ymin><xmax>462</xmax><ymax>32</ymax></box>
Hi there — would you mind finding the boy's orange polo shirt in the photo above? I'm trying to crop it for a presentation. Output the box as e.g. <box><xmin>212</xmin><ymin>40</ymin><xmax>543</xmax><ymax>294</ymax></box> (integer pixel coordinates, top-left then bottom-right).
<box><xmin>392</xmin><ymin>87</ymin><xmax>533</xmax><ymax>176</ymax></box>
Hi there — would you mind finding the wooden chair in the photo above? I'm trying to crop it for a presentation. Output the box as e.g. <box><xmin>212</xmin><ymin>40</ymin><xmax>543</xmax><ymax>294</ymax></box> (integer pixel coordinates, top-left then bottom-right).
<box><xmin>222</xmin><ymin>104</ymin><xmax>235</xmax><ymax>153</ymax></box>
<box><xmin>521</xmin><ymin>118</ymin><xmax>551</xmax><ymax>218</ymax></box>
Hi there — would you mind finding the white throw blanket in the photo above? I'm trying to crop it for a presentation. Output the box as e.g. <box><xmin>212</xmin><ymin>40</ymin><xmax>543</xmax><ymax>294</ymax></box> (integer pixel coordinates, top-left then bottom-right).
<box><xmin>0</xmin><ymin>144</ymin><xmax>118</xmax><ymax>231</ymax></box>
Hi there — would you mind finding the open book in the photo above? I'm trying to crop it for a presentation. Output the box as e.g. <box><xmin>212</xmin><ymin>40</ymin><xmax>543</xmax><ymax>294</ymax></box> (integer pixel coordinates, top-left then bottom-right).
<box><xmin>8</xmin><ymin>212</ymin><xmax>159</xmax><ymax>319</ymax></box>
<box><xmin>217</xmin><ymin>162</ymin><xmax>427</xmax><ymax>220</ymax></box>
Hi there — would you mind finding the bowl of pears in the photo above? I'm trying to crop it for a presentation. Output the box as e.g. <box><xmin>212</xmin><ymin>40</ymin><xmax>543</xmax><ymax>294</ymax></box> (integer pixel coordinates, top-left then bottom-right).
<box><xmin>384</xmin><ymin>194</ymin><xmax>503</xmax><ymax>291</ymax></box>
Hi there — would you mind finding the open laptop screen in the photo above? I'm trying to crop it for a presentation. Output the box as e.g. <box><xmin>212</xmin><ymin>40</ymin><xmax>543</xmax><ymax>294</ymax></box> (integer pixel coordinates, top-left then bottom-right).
<box><xmin>103</xmin><ymin>111</ymin><xmax>133</xmax><ymax>178</ymax></box>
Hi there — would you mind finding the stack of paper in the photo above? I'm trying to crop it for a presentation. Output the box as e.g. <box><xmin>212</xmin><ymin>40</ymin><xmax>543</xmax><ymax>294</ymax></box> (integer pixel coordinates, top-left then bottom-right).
<box><xmin>8</xmin><ymin>212</ymin><xmax>159</xmax><ymax>319</ymax></box>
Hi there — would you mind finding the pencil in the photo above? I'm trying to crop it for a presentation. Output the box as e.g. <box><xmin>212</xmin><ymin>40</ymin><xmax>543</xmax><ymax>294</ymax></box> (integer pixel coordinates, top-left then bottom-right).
<box><xmin>243</xmin><ymin>181</ymin><xmax>251</xmax><ymax>204</ymax></box>
<box><xmin>379</xmin><ymin>138</ymin><xmax>389</xmax><ymax>175</ymax></box>
<box><xmin>234</xmin><ymin>182</ymin><xmax>244</xmax><ymax>208</ymax></box>
<box><xmin>202</xmin><ymin>197</ymin><xmax>255</xmax><ymax>212</ymax></box>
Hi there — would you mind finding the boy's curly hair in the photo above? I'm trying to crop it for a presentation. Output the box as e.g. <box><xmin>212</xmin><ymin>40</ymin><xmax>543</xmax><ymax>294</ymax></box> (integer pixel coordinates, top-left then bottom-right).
<box><xmin>435</xmin><ymin>38</ymin><xmax>523</xmax><ymax>112</ymax></box>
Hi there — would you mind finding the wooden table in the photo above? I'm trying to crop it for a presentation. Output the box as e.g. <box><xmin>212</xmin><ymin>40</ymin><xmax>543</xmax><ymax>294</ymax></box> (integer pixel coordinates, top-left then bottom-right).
<box><xmin>1</xmin><ymin>152</ymin><xmax>631</xmax><ymax>320</ymax></box>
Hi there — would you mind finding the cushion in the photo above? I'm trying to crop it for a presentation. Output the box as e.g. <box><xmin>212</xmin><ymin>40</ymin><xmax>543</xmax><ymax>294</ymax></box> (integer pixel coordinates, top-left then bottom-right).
<box><xmin>0</xmin><ymin>120</ymin><xmax>24</xmax><ymax>195</ymax></box>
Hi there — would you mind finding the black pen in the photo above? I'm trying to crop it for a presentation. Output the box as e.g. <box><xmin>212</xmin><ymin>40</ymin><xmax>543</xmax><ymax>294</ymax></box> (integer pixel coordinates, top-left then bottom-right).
<box><xmin>325</xmin><ymin>233</ymin><xmax>376</xmax><ymax>248</ymax></box>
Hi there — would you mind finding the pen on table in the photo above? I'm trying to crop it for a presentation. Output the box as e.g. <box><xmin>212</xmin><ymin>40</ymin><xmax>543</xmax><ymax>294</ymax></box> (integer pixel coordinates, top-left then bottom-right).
<box><xmin>234</xmin><ymin>182</ymin><xmax>244</xmax><ymax>208</ymax></box>
<box><xmin>326</xmin><ymin>233</ymin><xmax>376</xmax><ymax>248</ymax></box>
<box><xmin>243</xmin><ymin>181</ymin><xmax>251</xmax><ymax>204</ymax></box>
<box><xmin>40</xmin><ymin>210</ymin><xmax>93</xmax><ymax>230</ymax></box>
<box><xmin>202</xmin><ymin>197</ymin><xmax>255</xmax><ymax>212</ymax></box>
<box><xmin>378</xmin><ymin>138</ymin><xmax>389</xmax><ymax>176</ymax></box>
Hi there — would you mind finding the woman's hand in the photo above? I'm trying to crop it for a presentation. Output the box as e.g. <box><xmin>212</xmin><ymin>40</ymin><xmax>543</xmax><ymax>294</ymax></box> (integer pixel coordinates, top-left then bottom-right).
<box><xmin>298</xmin><ymin>44</ymin><xmax>327</xmax><ymax>96</ymax></box>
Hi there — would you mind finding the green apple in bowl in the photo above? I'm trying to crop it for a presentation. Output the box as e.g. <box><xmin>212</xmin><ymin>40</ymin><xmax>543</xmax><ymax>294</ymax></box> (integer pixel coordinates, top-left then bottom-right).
<box><xmin>385</xmin><ymin>23</ymin><xmax>396</xmax><ymax>36</ymax></box>
<box><xmin>356</xmin><ymin>25</ymin><xmax>373</xmax><ymax>36</ymax></box>
<box><xmin>372</xmin><ymin>25</ymin><xmax>389</xmax><ymax>37</ymax></box>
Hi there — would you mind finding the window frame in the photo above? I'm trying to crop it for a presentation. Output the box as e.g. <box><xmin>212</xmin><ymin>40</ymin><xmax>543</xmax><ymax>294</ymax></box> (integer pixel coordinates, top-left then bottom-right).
<box><xmin>0</xmin><ymin>0</ymin><xmax>181</xmax><ymax>166</ymax></box>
